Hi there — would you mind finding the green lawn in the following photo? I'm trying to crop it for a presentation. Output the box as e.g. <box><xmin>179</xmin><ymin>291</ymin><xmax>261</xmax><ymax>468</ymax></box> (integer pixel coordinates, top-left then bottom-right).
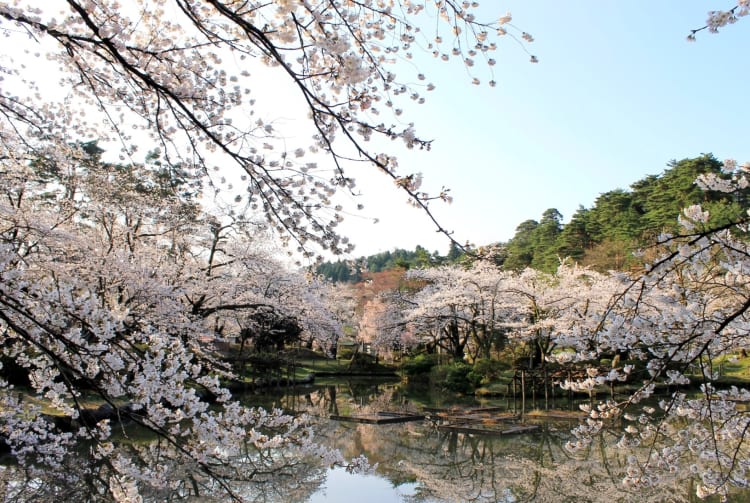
<box><xmin>716</xmin><ymin>354</ymin><xmax>750</xmax><ymax>379</ymax></box>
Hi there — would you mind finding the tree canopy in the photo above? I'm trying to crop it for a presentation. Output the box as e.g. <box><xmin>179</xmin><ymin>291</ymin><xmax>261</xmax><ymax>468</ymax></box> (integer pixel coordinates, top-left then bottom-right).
<box><xmin>498</xmin><ymin>154</ymin><xmax>750</xmax><ymax>272</ymax></box>
<box><xmin>0</xmin><ymin>0</ymin><xmax>535</xmax><ymax>257</ymax></box>
<box><xmin>316</xmin><ymin>244</ymin><xmax>460</xmax><ymax>282</ymax></box>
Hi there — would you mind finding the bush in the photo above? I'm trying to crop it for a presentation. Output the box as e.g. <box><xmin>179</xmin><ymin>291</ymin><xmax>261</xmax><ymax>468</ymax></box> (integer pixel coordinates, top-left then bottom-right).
<box><xmin>402</xmin><ymin>354</ymin><xmax>438</xmax><ymax>376</ymax></box>
<box><xmin>467</xmin><ymin>358</ymin><xmax>507</xmax><ymax>385</ymax></box>
<box><xmin>336</xmin><ymin>347</ymin><xmax>356</xmax><ymax>360</ymax></box>
<box><xmin>349</xmin><ymin>352</ymin><xmax>379</xmax><ymax>369</ymax></box>
<box><xmin>443</xmin><ymin>361</ymin><xmax>476</xmax><ymax>393</ymax></box>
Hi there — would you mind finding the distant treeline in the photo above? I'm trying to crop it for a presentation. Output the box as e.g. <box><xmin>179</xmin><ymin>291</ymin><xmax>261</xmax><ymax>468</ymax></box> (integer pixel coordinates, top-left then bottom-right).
<box><xmin>316</xmin><ymin>244</ymin><xmax>464</xmax><ymax>282</ymax></box>
<box><xmin>499</xmin><ymin>154</ymin><xmax>748</xmax><ymax>272</ymax></box>
<box><xmin>317</xmin><ymin>154</ymin><xmax>749</xmax><ymax>280</ymax></box>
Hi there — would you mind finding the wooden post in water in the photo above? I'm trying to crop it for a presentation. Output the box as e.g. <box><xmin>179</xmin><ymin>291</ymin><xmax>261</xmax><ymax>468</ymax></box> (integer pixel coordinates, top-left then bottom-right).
<box><xmin>551</xmin><ymin>371</ymin><xmax>555</xmax><ymax>409</ymax></box>
<box><xmin>544</xmin><ymin>368</ymin><xmax>549</xmax><ymax>410</ymax></box>
<box><xmin>568</xmin><ymin>370</ymin><xmax>573</xmax><ymax>401</ymax></box>
<box><xmin>521</xmin><ymin>370</ymin><xmax>526</xmax><ymax>414</ymax></box>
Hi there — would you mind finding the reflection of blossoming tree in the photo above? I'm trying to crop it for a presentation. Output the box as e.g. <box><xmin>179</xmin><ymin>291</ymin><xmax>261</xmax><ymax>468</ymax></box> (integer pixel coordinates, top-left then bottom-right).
<box><xmin>1</xmin><ymin>420</ymin><xmax>332</xmax><ymax>502</ymax></box>
<box><xmin>316</xmin><ymin>415</ymin><xmax>697</xmax><ymax>502</ymax></box>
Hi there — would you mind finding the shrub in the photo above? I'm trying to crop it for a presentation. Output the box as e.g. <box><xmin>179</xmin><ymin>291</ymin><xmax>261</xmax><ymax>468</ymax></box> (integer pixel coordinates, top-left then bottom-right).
<box><xmin>402</xmin><ymin>354</ymin><xmax>438</xmax><ymax>376</ymax></box>
<box><xmin>443</xmin><ymin>361</ymin><xmax>476</xmax><ymax>393</ymax></box>
<box><xmin>467</xmin><ymin>358</ymin><xmax>507</xmax><ymax>385</ymax></box>
<box><xmin>349</xmin><ymin>352</ymin><xmax>379</xmax><ymax>369</ymax></box>
<box><xmin>336</xmin><ymin>347</ymin><xmax>356</xmax><ymax>360</ymax></box>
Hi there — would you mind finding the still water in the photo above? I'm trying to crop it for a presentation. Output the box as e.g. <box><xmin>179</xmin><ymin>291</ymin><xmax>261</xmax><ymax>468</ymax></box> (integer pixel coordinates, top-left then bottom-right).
<box><xmin>242</xmin><ymin>379</ymin><xmax>735</xmax><ymax>503</ymax></box>
<box><xmin>3</xmin><ymin>378</ymin><xmax>745</xmax><ymax>502</ymax></box>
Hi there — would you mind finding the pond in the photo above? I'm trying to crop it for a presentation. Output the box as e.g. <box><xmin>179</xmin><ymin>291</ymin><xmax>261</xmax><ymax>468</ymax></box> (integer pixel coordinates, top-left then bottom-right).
<box><xmin>1</xmin><ymin>378</ymin><xmax>744</xmax><ymax>502</ymax></box>
<box><xmin>240</xmin><ymin>379</ymin><xmax>741</xmax><ymax>503</ymax></box>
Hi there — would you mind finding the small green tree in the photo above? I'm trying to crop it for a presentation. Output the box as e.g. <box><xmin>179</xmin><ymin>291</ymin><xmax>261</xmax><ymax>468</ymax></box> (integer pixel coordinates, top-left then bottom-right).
<box><xmin>504</xmin><ymin>219</ymin><xmax>539</xmax><ymax>271</ymax></box>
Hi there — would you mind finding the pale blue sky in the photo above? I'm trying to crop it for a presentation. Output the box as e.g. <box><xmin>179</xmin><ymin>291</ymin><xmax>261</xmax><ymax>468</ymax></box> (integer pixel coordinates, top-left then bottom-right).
<box><xmin>334</xmin><ymin>2</ymin><xmax>750</xmax><ymax>258</ymax></box>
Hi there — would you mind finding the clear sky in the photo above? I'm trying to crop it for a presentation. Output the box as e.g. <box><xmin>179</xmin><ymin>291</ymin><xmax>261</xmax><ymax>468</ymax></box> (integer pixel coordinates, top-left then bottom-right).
<box><xmin>330</xmin><ymin>2</ymin><xmax>750</xmax><ymax>259</ymax></box>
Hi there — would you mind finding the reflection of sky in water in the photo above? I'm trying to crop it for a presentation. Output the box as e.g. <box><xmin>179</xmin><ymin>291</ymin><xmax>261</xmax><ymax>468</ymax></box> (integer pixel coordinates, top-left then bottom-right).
<box><xmin>263</xmin><ymin>384</ymin><xmax>750</xmax><ymax>503</ymax></box>
<box><xmin>307</xmin><ymin>467</ymin><xmax>424</xmax><ymax>503</ymax></box>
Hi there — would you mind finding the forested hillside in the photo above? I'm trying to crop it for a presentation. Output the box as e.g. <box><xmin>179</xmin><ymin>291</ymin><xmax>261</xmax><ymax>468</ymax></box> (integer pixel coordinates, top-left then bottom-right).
<box><xmin>319</xmin><ymin>154</ymin><xmax>746</xmax><ymax>278</ymax></box>
<box><xmin>318</xmin><ymin>154</ymin><xmax>750</xmax><ymax>282</ymax></box>
<box><xmin>501</xmin><ymin>154</ymin><xmax>749</xmax><ymax>272</ymax></box>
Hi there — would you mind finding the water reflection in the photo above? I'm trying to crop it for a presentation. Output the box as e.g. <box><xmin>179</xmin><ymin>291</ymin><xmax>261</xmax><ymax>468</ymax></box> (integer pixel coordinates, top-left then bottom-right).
<box><xmin>307</xmin><ymin>467</ymin><xmax>422</xmax><ymax>503</ymax></box>
<box><xmin>242</xmin><ymin>380</ymin><xmax>737</xmax><ymax>503</ymax></box>
<box><xmin>0</xmin><ymin>438</ymin><xmax>329</xmax><ymax>503</ymax></box>
<box><xmin>3</xmin><ymin>381</ymin><xmax>741</xmax><ymax>501</ymax></box>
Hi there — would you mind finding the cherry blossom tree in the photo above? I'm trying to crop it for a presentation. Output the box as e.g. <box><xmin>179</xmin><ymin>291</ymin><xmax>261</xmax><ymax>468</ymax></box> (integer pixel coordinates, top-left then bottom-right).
<box><xmin>689</xmin><ymin>0</ymin><xmax>750</xmax><ymax>40</ymax></box>
<box><xmin>401</xmin><ymin>261</ymin><xmax>516</xmax><ymax>360</ymax></box>
<box><xmin>0</xmin><ymin>140</ymin><xmax>368</xmax><ymax>499</ymax></box>
<box><xmin>391</xmin><ymin>261</ymin><xmax>620</xmax><ymax>364</ymax></box>
<box><xmin>193</xmin><ymin>233</ymin><xmax>343</xmax><ymax>353</ymax></box>
<box><xmin>0</xmin><ymin>0</ymin><xmax>534</xmax><ymax>256</ymax></box>
<box><xmin>295</xmin><ymin>277</ymin><xmax>355</xmax><ymax>356</ymax></box>
<box><xmin>359</xmin><ymin>293</ymin><xmax>417</xmax><ymax>358</ymax></box>
<box><xmin>564</xmin><ymin>161</ymin><xmax>750</xmax><ymax>500</ymax></box>
<box><xmin>503</xmin><ymin>264</ymin><xmax>624</xmax><ymax>370</ymax></box>
<box><xmin>0</xmin><ymin>1</ymin><xmax>534</xmax><ymax>499</ymax></box>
